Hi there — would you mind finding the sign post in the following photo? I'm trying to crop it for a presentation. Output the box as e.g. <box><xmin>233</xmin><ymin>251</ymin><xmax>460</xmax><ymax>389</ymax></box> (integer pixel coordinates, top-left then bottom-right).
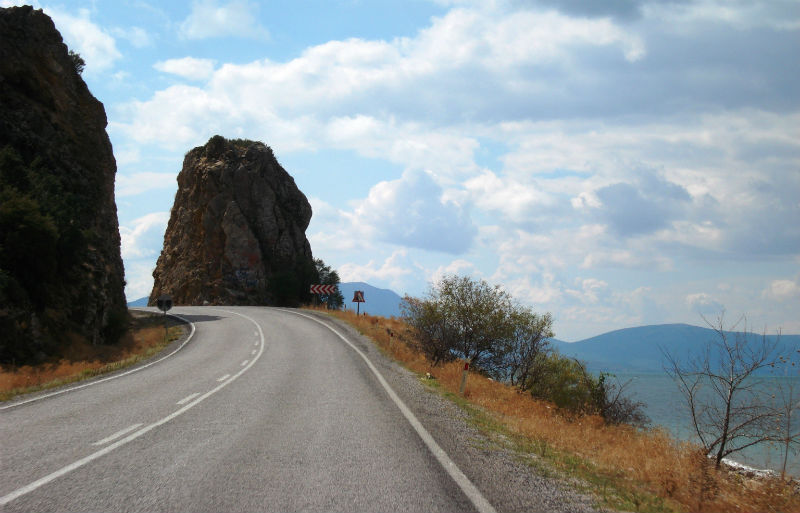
<box><xmin>156</xmin><ymin>294</ymin><xmax>172</xmax><ymax>343</ymax></box>
<box><xmin>352</xmin><ymin>290</ymin><xmax>365</xmax><ymax>315</ymax></box>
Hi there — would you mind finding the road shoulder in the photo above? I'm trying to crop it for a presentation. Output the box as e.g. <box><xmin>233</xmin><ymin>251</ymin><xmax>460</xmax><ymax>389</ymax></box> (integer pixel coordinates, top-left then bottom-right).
<box><xmin>301</xmin><ymin>310</ymin><xmax>603</xmax><ymax>513</ymax></box>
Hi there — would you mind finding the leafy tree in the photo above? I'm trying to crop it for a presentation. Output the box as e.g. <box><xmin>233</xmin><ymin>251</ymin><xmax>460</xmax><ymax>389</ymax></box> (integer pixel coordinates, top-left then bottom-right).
<box><xmin>68</xmin><ymin>50</ymin><xmax>85</xmax><ymax>75</ymax></box>
<box><xmin>494</xmin><ymin>306</ymin><xmax>554</xmax><ymax>387</ymax></box>
<box><xmin>401</xmin><ymin>294</ymin><xmax>458</xmax><ymax>365</ymax></box>
<box><xmin>313</xmin><ymin>258</ymin><xmax>343</xmax><ymax>309</ymax></box>
<box><xmin>402</xmin><ymin>274</ymin><xmax>648</xmax><ymax>426</ymax></box>
<box><xmin>402</xmin><ymin>275</ymin><xmax>518</xmax><ymax>372</ymax></box>
<box><xmin>663</xmin><ymin>314</ymin><xmax>781</xmax><ymax>469</ymax></box>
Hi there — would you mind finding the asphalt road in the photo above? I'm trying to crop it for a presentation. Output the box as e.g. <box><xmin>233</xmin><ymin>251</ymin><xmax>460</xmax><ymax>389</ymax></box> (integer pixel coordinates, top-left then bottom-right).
<box><xmin>0</xmin><ymin>307</ymin><xmax>492</xmax><ymax>512</ymax></box>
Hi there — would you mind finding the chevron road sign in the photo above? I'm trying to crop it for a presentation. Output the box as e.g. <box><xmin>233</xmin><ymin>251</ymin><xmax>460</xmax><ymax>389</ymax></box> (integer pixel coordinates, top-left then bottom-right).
<box><xmin>310</xmin><ymin>284</ymin><xmax>338</xmax><ymax>294</ymax></box>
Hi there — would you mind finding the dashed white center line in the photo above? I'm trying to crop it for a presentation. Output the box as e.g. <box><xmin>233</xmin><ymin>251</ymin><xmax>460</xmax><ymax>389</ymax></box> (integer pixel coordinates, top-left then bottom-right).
<box><xmin>251</xmin><ymin>349</ymin><xmax>257</xmax><ymax>355</ymax></box>
<box><xmin>91</xmin><ymin>424</ymin><xmax>143</xmax><ymax>446</ymax></box>
<box><xmin>253</xmin><ymin>340</ymin><xmax>258</xmax><ymax>346</ymax></box>
<box><xmin>241</xmin><ymin>360</ymin><xmax>249</xmax><ymax>366</ymax></box>
<box><xmin>216</xmin><ymin>374</ymin><xmax>230</xmax><ymax>382</ymax></box>
<box><xmin>176</xmin><ymin>392</ymin><xmax>200</xmax><ymax>405</ymax></box>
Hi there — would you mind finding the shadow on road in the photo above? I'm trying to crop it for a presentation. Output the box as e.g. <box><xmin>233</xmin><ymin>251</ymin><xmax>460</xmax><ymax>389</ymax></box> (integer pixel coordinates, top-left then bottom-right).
<box><xmin>175</xmin><ymin>314</ymin><xmax>223</xmax><ymax>324</ymax></box>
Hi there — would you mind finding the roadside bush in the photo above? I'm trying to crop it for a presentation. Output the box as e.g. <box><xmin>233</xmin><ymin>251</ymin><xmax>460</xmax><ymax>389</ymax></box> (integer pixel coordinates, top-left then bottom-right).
<box><xmin>402</xmin><ymin>275</ymin><xmax>541</xmax><ymax>374</ymax></box>
<box><xmin>526</xmin><ymin>352</ymin><xmax>649</xmax><ymax>426</ymax></box>
<box><xmin>402</xmin><ymin>274</ymin><xmax>648</xmax><ymax>428</ymax></box>
<box><xmin>527</xmin><ymin>352</ymin><xmax>596</xmax><ymax>413</ymax></box>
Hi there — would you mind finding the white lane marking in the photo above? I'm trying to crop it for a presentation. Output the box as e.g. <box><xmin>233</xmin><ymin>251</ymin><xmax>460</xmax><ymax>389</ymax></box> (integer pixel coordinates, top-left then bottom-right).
<box><xmin>284</xmin><ymin>310</ymin><xmax>497</xmax><ymax>513</ymax></box>
<box><xmin>176</xmin><ymin>392</ymin><xmax>200</xmax><ymax>405</ymax></box>
<box><xmin>241</xmin><ymin>360</ymin><xmax>249</xmax><ymax>366</ymax></box>
<box><xmin>251</xmin><ymin>349</ymin><xmax>257</xmax><ymax>356</ymax></box>
<box><xmin>216</xmin><ymin>374</ymin><xmax>230</xmax><ymax>382</ymax></box>
<box><xmin>91</xmin><ymin>424</ymin><xmax>143</xmax><ymax>446</ymax></box>
<box><xmin>0</xmin><ymin>308</ymin><xmax>266</xmax><ymax>507</ymax></box>
<box><xmin>1</xmin><ymin>310</ymin><xmax>197</xmax><ymax>411</ymax></box>
<box><xmin>253</xmin><ymin>341</ymin><xmax>258</xmax><ymax>346</ymax></box>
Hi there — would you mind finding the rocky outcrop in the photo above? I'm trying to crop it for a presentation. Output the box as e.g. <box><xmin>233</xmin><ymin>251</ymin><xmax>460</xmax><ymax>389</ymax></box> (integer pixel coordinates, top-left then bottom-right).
<box><xmin>0</xmin><ymin>6</ymin><xmax>127</xmax><ymax>363</ymax></box>
<box><xmin>149</xmin><ymin>136</ymin><xmax>317</xmax><ymax>306</ymax></box>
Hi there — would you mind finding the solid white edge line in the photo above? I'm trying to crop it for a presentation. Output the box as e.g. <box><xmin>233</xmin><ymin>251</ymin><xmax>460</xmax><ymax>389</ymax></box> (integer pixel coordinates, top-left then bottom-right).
<box><xmin>0</xmin><ymin>308</ymin><xmax>266</xmax><ymax>507</ymax></box>
<box><xmin>0</xmin><ymin>310</ymin><xmax>196</xmax><ymax>411</ymax></box>
<box><xmin>91</xmin><ymin>423</ymin><xmax>143</xmax><ymax>446</ymax></box>
<box><xmin>176</xmin><ymin>392</ymin><xmax>200</xmax><ymax>405</ymax></box>
<box><xmin>283</xmin><ymin>309</ymin><xmax>497</xmax><ymax>513</ymax></box>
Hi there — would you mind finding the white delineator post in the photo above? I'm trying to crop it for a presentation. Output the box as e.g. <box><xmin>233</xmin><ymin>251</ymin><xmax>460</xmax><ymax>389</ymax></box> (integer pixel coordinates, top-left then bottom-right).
<box><xmin>459</xmin><ymin>361</ymin><xmax>469</xmax><ymax>396</ymax></box>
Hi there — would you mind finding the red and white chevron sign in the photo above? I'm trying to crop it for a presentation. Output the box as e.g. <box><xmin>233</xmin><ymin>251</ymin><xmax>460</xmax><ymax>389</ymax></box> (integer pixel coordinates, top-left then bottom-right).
<box><xmin>310</xmin><ymin>284</ymin><xmax>337</xmax><ymax>294</ymax></box>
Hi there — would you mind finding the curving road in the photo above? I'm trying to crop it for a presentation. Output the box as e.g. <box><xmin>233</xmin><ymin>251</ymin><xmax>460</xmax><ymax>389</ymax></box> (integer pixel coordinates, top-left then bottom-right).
<box><xmin>0</xmin><ymin>307</ymin><xmax>492</xmax><ymax>512</ymax></box>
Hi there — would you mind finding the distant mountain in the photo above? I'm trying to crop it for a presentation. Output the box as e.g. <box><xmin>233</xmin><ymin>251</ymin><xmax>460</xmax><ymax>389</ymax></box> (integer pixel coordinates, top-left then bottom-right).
<box><xmin>338</xmin><ymin>282</ymin><xmax>403</xmax><ymax>318</ymax></box>
<box><xmin>127</xmin><ymin>297</ymin><xmax>149</xmax><ymax>307</ymax></box>
<box><xmin>550</xmin><ymin>324</ymin><xmax>800</xmax><ymax>374</ymax></box>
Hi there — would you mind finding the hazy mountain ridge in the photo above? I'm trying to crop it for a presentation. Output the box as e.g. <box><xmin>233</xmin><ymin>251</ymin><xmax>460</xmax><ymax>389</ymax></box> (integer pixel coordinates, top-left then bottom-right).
<box><xmin>337</xmin><ymin>282</ymin><xmax>402</xmax><ymax>317</ymax></box>
<box><xmin>551</xmin><ymin>323</ymin><xmax>800</xmax><ymax>374</ymax></box>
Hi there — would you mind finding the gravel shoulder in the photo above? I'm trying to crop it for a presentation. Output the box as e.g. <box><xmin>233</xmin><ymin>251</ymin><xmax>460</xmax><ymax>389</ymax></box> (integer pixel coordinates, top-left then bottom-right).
<box><xmin>303</xmin><ymin>310</ymin><xmax>605</xmax><ymax>513</ymax></box>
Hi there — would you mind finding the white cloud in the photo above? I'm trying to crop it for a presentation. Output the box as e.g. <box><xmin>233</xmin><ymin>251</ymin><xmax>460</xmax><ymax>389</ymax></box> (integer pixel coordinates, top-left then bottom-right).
<box><xmin>112</xmin><ymin>26</ymin><xmax>152</xmax><ymax>48</ymax></box>
<box><xmin>643</xmin><ymin>0</ymin><xmax>800</xmax><ymax>31</ymax></box>
<box><xmin>154</xmin><ymin>57</ymin><xmax>216</xmax><ymax>81</ymax></box>
<box><xmin>429</xmin><ymin>259</ymin><xmax>481</xmax><ymax>285</ymax></box>
<box><xmin>686</xmin><ymin>292</ymin><xmax>725</xmax><ymax>316</ymax></box>
<box><xmin>119</xmin><ymin>212</ymin><xmax>169</xmax><ymax>260</ymax></box>
<box><xmin>179</xmin><ymin>0</ymin><xmax>269</xmax><ymax>40</ymax></box>
<box><xmin>124</xmin><ymin>261</ymin><xmax>156</xmax><ymax>302</ymax></box>
<box><xmin>44</xmin><ymin>7</ymin><xmax>121</xmax><ymax>72</ymax></box>
<box><xmin>763</xmin><ymin>277</ymin><xmax>800</xmax><ymax>302</ymax></box>
<box><xmin>338</xmin><ymin>250</ymin><xmax>417</xmax><ymax>291</ymax></box>
<box><xmin>116</xmin><ymin>172</ymin><xmax>176</xmax><ymax>197</ymax></box>
<box><xmin>464</xmin><ymin>170</ymin><xmax>558</xmax><ymax>225</ymax></box>
<box><xmin>355</xmin><ymin>169</ymin><xmax>477</xmax><ymax>254</ymax></box>
<box><xmin>101</xmin><ymin>0</ymin><xmax>798</xmax><ymax>337</ymax></box>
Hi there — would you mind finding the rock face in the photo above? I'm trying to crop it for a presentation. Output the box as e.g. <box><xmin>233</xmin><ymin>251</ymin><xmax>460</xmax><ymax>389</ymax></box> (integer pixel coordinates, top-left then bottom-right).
<box><xmin>149</xmin><ymin>136</ymin><xmax>317</xmax><ymax>306</ymax></box>
<box><xmin>0</xmin><ymin>6</ymin><xmax>127</xmax><ymax>362</ymax></box>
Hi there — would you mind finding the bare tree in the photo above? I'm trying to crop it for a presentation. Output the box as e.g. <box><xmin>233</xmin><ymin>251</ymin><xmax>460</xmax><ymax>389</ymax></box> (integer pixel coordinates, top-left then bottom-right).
<box><xmin>772</xmin><ymin>354</ymin><xmax>800</xmax><ymax>480</ymax></box>
<box><xmin>663</xmin><ymin>314</ymin><xmax>780</xmax><ymax>469</ymax></box>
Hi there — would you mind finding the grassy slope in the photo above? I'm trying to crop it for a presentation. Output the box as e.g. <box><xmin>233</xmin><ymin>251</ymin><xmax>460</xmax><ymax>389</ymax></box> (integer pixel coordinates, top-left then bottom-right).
<box><xmin>0</xmin><ymin>310</ymin><xmax>186</xmax><ymax>402</ymax></box>
<box><xmin>315</xmin><ymin>307</ymin><xmax>800</xmax><ymax>513</ymax></box>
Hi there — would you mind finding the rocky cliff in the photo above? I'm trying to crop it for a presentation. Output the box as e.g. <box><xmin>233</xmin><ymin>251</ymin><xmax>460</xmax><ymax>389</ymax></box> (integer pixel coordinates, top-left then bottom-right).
<box><xmin>0</xmin><ymin>6</ymin><xmax>128</xmax><ymax>363</ymax></box>
<box><xmin>149</xmin><ymin>136</ymin><xmax>317</xmax><ymax>306</ymax></box>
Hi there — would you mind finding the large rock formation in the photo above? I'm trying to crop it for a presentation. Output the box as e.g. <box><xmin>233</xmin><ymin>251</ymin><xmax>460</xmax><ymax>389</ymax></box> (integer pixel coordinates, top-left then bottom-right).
<box><xmin>0</xmin><ymin>6</ymin><xmax>127</xmax><ymax>363</ymax></box>
<box><xmin>149</xmin><ymin>136</ymin><xmax>317</xmax><ymax>306</ymax></box>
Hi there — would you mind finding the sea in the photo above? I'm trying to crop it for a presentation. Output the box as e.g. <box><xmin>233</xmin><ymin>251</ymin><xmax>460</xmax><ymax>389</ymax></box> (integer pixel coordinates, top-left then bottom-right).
<box><xmin>618</xmin><ymin>373</ymin><xmax>799</xmax><ymax>477</ymax></box>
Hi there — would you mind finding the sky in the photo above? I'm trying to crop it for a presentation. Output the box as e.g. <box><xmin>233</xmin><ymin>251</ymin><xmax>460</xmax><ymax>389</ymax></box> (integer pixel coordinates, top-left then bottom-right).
<box><xmin>3</xmin><ymin>0</ymin><xmax>799</xmax><ymax>340</ymax></box>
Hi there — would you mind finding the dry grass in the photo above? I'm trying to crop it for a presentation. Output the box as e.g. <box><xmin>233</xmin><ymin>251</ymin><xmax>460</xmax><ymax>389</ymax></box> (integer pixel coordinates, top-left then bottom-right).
<box><xmin>313</xmin><ymin>306</ymin><xmax>800</xmax><ymax>513</ymax></box>
<box><xmin>0</xmin><ymin>311</ymin><xmax>186</xmax><ymax>402</ymax></box>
